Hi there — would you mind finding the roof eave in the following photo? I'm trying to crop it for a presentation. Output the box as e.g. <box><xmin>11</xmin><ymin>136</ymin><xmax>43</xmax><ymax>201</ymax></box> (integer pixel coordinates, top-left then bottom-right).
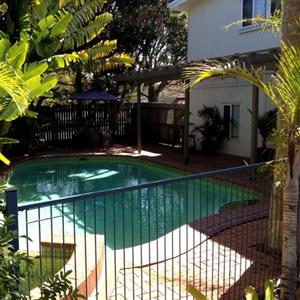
<box><xmin>168</xmin><ymin>0</ymin><xmax>198</xmax><ymax>11</ymax></box>
<box><xmin>168</xmin><ymin>0</ymin><xmax>189</xmax><ymax>11</ymax></box>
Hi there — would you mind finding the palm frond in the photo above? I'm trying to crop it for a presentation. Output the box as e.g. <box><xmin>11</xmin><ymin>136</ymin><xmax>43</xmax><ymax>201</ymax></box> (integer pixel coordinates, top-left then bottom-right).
<box><xmin>48</xmin><ymin>52</ymin><xmax>81</xmax><ymax>70</ymax></box>
<box><xmin>224</xmin><ymin>10</ymin><xmax>282</xmax><ymax>34</ymax></box>
<box><xmin>66</xmin><ymin>0</ymin><xmax>107</xmax><ymax>34</ymax></box>
<box><xmin>185</xmin><ymin>60</ymin><xmax>274</xmax><ymax>101</ymax></box>
<box><xmin>0</xmin><ymin>153</ymin><xmax>10</xmax><ymax>166</ymax></box>
<box><xmin>93</xmin><ymin>54</ymin><xmax>134</xmax><ymax>73</ymax></box>
<box><xmin>86</xmin><ymin>40</ymin><xmax>117</xmax><ymax>60</ymax></box>
<box><xmin>63</xmin><ymin>13</ymin><xmax>113</xmax><ymax>50</ymax></box>
<box><xmin>273</xmin><ymin>43</ymin><xmax>300</xmax><ymax>125</ymax></box>
<box><xmin>0</xmin><ymin>62</ymin><xmax>31</xmax><ymax>121</ymax></box>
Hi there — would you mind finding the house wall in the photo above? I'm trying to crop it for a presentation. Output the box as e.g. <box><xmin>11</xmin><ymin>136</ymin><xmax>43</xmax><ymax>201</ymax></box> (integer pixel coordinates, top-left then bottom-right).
<box><xmin>183</xmin><ymin>0</ymin><xmax>279</xmax><ymax>158</ymax></box>
<box><xmin>190</xmin><ymin>77</ymin><xmax>275</xmax><ymax>158</ymax></box>
<box><xmin>169</xmin><ymin>0</ymin><xmax>279</xmax><ymax>158</ymax></box>
<box><xmin>187</xmin><ymin>0</ymin><xmax>280</xmax><ymax>60</ymax></box>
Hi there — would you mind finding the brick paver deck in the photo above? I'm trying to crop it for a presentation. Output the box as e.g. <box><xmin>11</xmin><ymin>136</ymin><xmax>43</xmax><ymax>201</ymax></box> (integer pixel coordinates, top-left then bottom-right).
<box><xmin>109</xmin><ymin>218</ymin><xmax>280</xmax><ymax>300</ymax></box>
<box><xmin>6</xmin><ymin>144</ymin><xmax>279</xmax><ymax>299</ymax></box>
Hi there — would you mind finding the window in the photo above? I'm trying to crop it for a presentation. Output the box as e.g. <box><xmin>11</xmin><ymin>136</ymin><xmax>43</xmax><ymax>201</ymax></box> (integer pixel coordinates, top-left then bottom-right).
<box><xmin>242</xmin><ymin>0</ymin><xmax>279</xmax><ymax>27</ymax></box>
<box><xmin>223</xmin><ymin>104</ymin><xmax>240</xmax><ymax>138</ymax></box>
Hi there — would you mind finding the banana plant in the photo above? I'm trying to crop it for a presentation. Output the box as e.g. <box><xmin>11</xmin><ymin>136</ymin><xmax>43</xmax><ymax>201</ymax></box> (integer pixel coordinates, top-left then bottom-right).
<box><xmin>1</xmin><ymin>0</ymin><xmax>134</xmax><ymax>73</ymax></box>
<box><xmin>0</xmin><ymin>0</ymin><xmax>134</xmax><ymax>165</ymax></box>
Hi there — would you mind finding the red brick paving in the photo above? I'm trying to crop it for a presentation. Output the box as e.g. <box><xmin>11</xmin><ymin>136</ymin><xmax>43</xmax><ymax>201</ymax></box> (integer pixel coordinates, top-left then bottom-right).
<box><xmin>5</xmin><ymin>144</ymin><xmax>280</xmax><ymax>299</ymax></box>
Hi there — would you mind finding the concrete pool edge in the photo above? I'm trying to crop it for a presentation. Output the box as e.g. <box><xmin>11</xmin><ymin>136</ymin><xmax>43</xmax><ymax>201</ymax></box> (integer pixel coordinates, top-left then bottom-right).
<box><xmin>3</xmin><ymin>152</ymin><xmax>265</xmax><ymax>197</ymax></box>
<box><xmin>29</xmin><ymin>234</ymin><xmax>105</xmax><ymax>299</ymax></box>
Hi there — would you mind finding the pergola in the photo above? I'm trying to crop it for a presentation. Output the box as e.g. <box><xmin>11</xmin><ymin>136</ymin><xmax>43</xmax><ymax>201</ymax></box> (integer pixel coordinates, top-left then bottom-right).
<box><xmin>115</xmin><ymin>47</ymin><xmax>279</xmax><ymax>164</ymax></box>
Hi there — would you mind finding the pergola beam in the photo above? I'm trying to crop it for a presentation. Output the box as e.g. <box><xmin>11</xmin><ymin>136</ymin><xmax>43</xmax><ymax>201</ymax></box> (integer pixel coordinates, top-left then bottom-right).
<box><xmin>115</xmin><ymin>48</ymin><xmax>279</xmax><ymax>84</ymax></box>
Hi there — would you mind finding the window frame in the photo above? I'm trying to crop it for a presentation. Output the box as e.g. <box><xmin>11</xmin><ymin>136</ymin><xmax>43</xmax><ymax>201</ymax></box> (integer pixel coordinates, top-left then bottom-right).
<box><xmin>223</xmin><ymin>104</ymin><xmax>241</xmax><ymax>139</ymax></box>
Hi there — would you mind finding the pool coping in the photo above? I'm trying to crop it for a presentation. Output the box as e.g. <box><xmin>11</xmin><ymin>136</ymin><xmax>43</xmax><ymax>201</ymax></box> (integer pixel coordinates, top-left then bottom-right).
<box><xmin>2</xmin><ymin>151</ymin><xmax>267</xmax><ymax>195</ymax></box>
<box><xmin>1</xmin><ymin>152</ymin><xmax>191</xmax><ymax>184</ymax></box>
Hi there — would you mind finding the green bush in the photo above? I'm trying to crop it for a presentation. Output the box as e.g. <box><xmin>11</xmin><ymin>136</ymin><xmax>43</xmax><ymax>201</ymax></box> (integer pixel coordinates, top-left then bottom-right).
<box><xmin>193</xmin><ymin>105</ymin><xmax>224</xmax><ymax>153</ymax></box>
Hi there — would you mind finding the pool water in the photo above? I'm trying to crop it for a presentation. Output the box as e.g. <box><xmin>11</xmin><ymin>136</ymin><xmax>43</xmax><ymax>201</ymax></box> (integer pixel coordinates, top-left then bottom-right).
<box><xmin>8</xmin><ymin>157</ymin><xmax>260</xmax><ymax>250</ymax></box>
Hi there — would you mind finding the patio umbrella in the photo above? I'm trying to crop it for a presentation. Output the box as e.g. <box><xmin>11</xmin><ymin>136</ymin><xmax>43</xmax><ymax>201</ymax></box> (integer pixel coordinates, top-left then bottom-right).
<box><xmin>70</xmin><ymin>89</ymin><xmax>120</xmax><ymax>102</ymax></box>
<box><xmin>71</xmin><ymin>90</ymin><xmax>121</xmax><ymax>136</ymax></box>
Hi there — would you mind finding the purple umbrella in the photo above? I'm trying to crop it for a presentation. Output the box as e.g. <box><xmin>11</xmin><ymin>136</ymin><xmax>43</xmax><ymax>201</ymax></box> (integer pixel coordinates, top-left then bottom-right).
<box><xmin>71</xmin><ymin>90</ymin><xmax>120</xmax><ymax>102</ymax></box>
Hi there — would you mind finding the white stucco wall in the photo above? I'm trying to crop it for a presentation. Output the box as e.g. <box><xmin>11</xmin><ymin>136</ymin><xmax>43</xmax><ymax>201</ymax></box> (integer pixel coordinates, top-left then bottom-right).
<box><xmin>190</xmin><ymin>77</ymin><xmax>275</xmax><ymax>158</ymax></box>
<box><xmin>187</xmin><ymin>0</ymin><xmax>280</xmax><ymax>60</ymax></box>
<box><xmin>169</xmin><ymin>0</ymin><xmax>279</xmax><ymax>158</ymax></box>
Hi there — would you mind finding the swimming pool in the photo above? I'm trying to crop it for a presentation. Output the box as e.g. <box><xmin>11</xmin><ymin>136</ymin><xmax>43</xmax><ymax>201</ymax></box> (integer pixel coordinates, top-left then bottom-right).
<box><xmin>8</xmin><ymin>157</ymin><xmax>260</xmax><ymax>250</ymax></box>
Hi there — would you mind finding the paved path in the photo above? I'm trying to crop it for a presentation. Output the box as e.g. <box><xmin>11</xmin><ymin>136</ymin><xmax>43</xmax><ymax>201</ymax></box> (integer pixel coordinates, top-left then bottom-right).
<box><xmin>109</xmin><ymin>218</ymin><xmax>280</xmax><ymax>300</ymax></box>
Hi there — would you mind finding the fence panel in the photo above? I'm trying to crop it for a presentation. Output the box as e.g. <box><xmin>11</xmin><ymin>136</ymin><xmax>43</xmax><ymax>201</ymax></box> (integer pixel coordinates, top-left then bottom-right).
<box><xmin>34</xmin><ymin>103</ymin><xmax>134</xmax><ymax>147</ymax></box>
<box><xmin>140</xmin><ymin>103</ymin><xmax>185</xmax><ymax>146</ymax></box>
<box><xmin>9</xmin><ymin>163</ymin><xmax>281</xmax><ymax>299</ymax></box>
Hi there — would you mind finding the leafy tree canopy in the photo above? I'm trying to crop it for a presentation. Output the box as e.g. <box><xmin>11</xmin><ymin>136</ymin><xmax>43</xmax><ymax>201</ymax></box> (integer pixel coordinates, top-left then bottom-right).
<box><xmin>102</xmin><ymin>0</ymin><xmax>187</xmax><ymax>100</ymax></box>
<box><xmin>106</xmin><ymin>0</ymin><xmax>187</xmax><ymax>70</ymax></box>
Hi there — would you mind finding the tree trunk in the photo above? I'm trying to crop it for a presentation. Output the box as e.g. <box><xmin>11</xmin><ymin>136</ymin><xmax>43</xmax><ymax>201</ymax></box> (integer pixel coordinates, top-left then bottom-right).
<box><xmin>267</xmin><ymin>186</ymin><xmax>283</xmax><ymax>254</ymax></box>
<box><xmin>148</xmin><ymin>83</ymin><xmax>156</xmax><ymax>102</ymax></box>
<box><xmin>268</xmin><ymin>110</ymin><xmax>284</xmax><ymax>253</ymax></box>
<box><xmin>280</xmin><ymin>1</ymin><xmax>300</xmax><ymax>299</ymax></box>
<box><xmin>281</xmin><ymin>0</ymin><xmax>300</xmax><ymax>46</ymax></box>
<box><xmin>280</xmin><ymin>152</ymin><xmax>300</xmax><ymax>299</ymax></box>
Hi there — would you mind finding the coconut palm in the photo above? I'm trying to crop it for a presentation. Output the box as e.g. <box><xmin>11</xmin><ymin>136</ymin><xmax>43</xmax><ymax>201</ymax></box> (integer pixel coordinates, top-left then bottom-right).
<box><xmin>185</xmin><ymin>39</ymin><xmax>300</xmax><ymax>300</ymax></box>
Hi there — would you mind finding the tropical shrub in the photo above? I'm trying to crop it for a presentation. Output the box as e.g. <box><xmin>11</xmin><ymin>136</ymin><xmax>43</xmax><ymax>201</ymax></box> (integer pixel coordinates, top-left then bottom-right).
<box><xmin>192</xmin><ymin>105</ymin><xmax>224</xmax><ymax>153</ymax></box>
<box><xmin>257</xmin><ymin>109</ymin><xmax>277</xmax><ymax>161</ymax></box>
<box><xmin>0</xmin><ymin>0</ymin><xmax>134</xmax><ymax>162</ymax></box>
<box><xmin>258</xmin><ymin>109</ymin><xmax>277</xmax><ymax>149</ymax></box>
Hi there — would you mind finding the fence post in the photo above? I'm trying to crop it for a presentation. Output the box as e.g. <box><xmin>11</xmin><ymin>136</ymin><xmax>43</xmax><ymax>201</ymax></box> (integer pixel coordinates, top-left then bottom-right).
<box><xmin>4</xmin><ymin>188</ymin><xmax>19</xmax><ymax>252</ymax></box>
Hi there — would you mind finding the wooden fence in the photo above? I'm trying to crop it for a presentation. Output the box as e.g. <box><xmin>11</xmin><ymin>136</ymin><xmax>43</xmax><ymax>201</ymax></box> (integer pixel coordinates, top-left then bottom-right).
<box><xmin>140</xmin><ymin>103</ymin><xmax>185</xmax><ymax>145</ymax></box>
<box><xmin>34</xmin><ymin>102</ymin><xmax>133</xmax><ymax>147</ymax></box>
<box><xmin>8</xmin><ymin>102</ymin><xmax>185</xmax><ymax>152</ymax></box>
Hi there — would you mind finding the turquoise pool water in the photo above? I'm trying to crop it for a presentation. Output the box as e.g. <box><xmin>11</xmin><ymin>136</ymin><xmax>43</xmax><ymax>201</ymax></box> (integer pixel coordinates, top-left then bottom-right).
<box><xmin>8</xmin><ymin>157</ymin><xmax>260</xmax><ymax>250</ymax></box>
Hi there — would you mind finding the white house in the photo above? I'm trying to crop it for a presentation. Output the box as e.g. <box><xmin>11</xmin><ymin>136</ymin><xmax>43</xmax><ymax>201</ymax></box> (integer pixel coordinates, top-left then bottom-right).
<box><xmin>169</xmin><ymin>0</ymin><xmax>281</xmax><ymax>158</ymax></box>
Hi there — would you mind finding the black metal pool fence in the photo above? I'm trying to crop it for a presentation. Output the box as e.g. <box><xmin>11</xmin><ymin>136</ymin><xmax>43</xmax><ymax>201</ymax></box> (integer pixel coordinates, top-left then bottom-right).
<box><xmin>5</xmin><ymin>162</ymin><xmax>281</xmax><ymax>299</ymax></box>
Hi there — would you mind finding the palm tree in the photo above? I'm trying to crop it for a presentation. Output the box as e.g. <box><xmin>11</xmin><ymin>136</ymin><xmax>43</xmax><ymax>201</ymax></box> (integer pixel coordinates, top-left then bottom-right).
<box><xmin>280</xmin><ymin>1</ymin><xmax>300</xmax><ymax>299</ymax></box>
<box><xmin>185</xmin><ymin>7</ymin><xmax>300</xmax><ymax>299</ymax></box>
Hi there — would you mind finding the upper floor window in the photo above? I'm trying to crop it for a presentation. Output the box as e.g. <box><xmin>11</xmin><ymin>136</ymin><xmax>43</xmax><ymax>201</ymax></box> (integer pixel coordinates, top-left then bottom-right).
<box><xmin>242</xmin><ymin>0</ymin><xmax>281</xmax><ymax>27</ymax></box>
<box><xmin>242</xmin><ymin>0</ymin><xmax>267</xmax><ymax>27</ymax></box>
